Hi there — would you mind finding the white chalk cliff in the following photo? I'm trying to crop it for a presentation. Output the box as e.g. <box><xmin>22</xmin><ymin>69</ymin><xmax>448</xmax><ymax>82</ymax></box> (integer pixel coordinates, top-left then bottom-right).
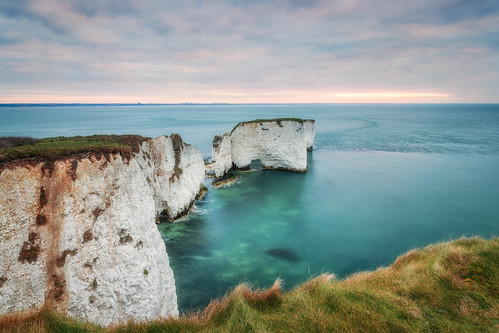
<box><xmin>303</xmin><ymin>119</ymin><xmax>316</xmax><ymax>151</ymax></box>
<box><xmin>210</xmin><ymin>132</ymin><xmax>233</xmax><ymax>178</ymax></box>
<box><xmin>210</xmin><ymin>119</ymin><xmax>315</xmax><ymax>177</ymax></box>
<box><xmin>0</xmin><ymin>134</ymin><xmax>205</xmax><ymax>326</ymax></box>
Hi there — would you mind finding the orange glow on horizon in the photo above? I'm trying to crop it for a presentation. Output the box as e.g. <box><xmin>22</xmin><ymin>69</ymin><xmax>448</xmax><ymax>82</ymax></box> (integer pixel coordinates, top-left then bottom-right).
<box><xmin>0</xmin><ymin>90</ymin><xmax>453</xmax><ymax>104</ymax></box>
<box><xmin>328</xmin><ymin>92</ymin><xmax>451</xmax><ymax>100</ymax></box>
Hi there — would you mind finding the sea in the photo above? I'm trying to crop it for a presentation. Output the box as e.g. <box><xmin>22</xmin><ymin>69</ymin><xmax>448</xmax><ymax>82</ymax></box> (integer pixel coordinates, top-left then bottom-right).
<box><xmin>1</xmin><ymin>103</ymin><xmax>498</xmax><ymax>312</ymax></box>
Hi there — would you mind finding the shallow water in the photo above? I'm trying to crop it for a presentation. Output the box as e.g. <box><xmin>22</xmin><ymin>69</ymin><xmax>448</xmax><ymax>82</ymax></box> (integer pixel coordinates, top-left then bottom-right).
<box><xmin>158</xmin><ymin>150</ymin><xmax>499</xmax><ymax>311</ymax></box>
<box><xmin>2</xmin><ymin>103</ymin><xmax>499</xmax><ymax>312</ymax></box>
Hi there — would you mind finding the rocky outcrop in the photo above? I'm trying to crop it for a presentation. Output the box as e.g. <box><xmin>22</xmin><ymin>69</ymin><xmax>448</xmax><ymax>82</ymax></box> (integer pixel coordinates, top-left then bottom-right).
<box><xmin>210</xmin><ymin>132</ymin><xmax>233</xmax><ymax>178</ymax></box>
<box><xmin>140</xmin><ymin>134</ymin><xmax>205</xmax><ymax>220</ymax></box>
<box><xmin>0</xmin><ymin>135</ymin><xmax>205</xmax><ymax>326</ymax></box>
<box><xmin>212</xmin><ymin>174</ymin><xmax>239</xmax><ymax>189</ymax></box>
<box><xmin>303</xmin><ymin>119</ymin><xmax>316</xmax><ymax>151</ymax></box>
<box><xmin>209</xmin><ymin>118</ymin><xmax>315</xmax><ymax>177</ymax></box>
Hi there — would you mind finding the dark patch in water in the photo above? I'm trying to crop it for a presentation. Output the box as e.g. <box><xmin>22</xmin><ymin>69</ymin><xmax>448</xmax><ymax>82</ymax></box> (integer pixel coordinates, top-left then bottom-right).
<box><xmin>265</xmin><ymin>248</ymin><xmax>300</xmax><ymax>262</ymax></box>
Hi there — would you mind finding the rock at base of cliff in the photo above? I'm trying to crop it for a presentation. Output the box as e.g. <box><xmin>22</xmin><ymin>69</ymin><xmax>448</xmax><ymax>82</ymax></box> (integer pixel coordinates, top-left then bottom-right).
<box><xmin>212</xmin><ymin>174</ymin><xmax>239</xmax><ymax>188</ymax></box>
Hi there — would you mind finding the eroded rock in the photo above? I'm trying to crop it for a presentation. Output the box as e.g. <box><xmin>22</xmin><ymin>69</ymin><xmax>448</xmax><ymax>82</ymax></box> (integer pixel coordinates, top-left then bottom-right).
<box><xmin>209</xmin><ymin>118</ymin><xmax>315</xmax><ymax>177</ymax></box>
<box><xmin>0</xmin><ymin>135</ymin><xmax>205</xmax><ymax>326</ymax></box>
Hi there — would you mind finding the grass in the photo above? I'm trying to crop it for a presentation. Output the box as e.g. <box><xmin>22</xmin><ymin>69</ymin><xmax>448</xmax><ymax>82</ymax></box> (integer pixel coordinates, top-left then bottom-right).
<box><xmin>0</xmin><ymin>236</ymin><xmax>497</xmax><ymax>332</ymax></box>
<box><xmin>231</xmin><ymin>118</ymin><xmax>314</xmax><ymax>133</ymax></box>
<box><xmin>0</xmin><ymin>135</ymin><xmax>149</xmax><ymax>164</ymax></box>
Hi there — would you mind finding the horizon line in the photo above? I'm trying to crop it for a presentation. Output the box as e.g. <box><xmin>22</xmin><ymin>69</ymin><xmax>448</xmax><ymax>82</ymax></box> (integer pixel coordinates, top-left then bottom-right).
<box><xmin>1</xmin><ymin>102</ymin><xmax>498</xmax><ymax>107</ymax></box>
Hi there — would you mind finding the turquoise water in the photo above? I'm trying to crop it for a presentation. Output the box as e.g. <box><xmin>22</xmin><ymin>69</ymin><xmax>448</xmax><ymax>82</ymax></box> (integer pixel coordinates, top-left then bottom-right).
<box><xmin>2</xmin><ymin>104</ymin><xmax>499</xmax><ymax>312</ymax></box>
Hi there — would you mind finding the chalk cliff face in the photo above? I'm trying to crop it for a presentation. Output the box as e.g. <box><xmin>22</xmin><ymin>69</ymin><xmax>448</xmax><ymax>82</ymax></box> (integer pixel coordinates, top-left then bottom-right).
<box><xmin>0</xmin><ymin>135</ymin><xmax>205</xmax><ymax>326</ymax></box>
<box><xmin>138</xmin><ymin>134</ymin><xmax>205</xmax><ymax>220</ymax></box>
<box><xmin>303</xmin><ymin>119</ymin><xmax>316</xmax><ymax>151</ymax></box>
<box><xmin>211</xmin><ymin>132</ymin><xmax>233</xmax><ymax>178</ymax></box>
<box><xmin>210</xmin><ymin>119</ymin><xmax>315</xmax><ymax>177</ymax></box>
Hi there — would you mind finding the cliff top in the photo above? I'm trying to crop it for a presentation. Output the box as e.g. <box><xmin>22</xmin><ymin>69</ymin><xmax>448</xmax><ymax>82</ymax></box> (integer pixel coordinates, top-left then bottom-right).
<box><xmin>0</xmin><ymin>134</ymin><xmax>149</xmax><ymax>165</ymax></box>
<box><xmin>1</xmin><ymin>236</ymin><xmax>496</xmax><ymax>332</ymax></box>
<box><xmin>231</xmin><ymin>118</ymin><xmax>315</xmax><ymax>133</ymax></box>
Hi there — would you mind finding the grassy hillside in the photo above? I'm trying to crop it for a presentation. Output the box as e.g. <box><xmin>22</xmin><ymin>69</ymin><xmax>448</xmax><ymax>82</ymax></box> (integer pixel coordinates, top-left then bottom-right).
<box><xmin>0</xmin><ymin>135</ymin><xmax>149</xmax><ymax>164</ymax></box>
<box><xmin>0</xmin><ymin>237</ymin><xmax>497</xmax><ymax>332</ymax></box>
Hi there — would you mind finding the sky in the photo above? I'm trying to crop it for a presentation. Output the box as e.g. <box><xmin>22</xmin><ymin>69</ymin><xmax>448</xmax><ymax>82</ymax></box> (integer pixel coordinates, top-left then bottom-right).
<box><xmin>0</xmin><ymin>0</ymin><xmax>498</xmax><ymax>104</ymax></box>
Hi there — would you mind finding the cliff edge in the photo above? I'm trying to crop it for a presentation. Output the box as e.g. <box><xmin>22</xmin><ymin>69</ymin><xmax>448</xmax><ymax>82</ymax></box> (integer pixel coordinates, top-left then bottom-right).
<box><xmin>2</xmin><ymin>237</ymin><xmax>496</xmax><ymax>332</ymax></box>
<box><xmin>0</xmin><ymin>134</ymin><xmax>205</xmax><ymax>326</ymax></box>
<box><xmin>209</xmin><ymin>118</ymin><xmax>315</xmax><ymax>177</ymax></box>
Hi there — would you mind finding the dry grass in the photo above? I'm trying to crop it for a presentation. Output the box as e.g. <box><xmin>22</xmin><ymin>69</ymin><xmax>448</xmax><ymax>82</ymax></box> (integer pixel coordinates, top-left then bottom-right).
<box><xmin>1</xmin><ymin>237</ymin><xmax>497</xmax><ymax>332</ymax></box>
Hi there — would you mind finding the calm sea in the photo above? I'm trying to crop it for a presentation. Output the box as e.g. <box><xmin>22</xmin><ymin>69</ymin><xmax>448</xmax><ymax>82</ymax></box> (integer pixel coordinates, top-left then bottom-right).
<box><xmin>2</xmin><ymin>104</ymin><xmax>499</xmax><ymax>312</ymax></box>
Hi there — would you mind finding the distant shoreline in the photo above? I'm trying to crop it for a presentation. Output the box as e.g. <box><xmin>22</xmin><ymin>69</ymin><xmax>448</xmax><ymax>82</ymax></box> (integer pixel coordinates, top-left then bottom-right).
<box><xmin>1</xmin><ymin>102</ymin><xmax>497</xmax><ymax>107</ymax></box>
<box><xmin>0</xmin><ymin>103</ymin><xmax>235</xmax><ymax>107</ymax></box>
<box><xmin>0</xmin><ymin>102</ymin><xmax>331</xmax><ymax>107</ymax></box>
<box><xmin>0</xmin><ymin>102</ymin><xmax>334</xmax><ymax>107</ymax></box>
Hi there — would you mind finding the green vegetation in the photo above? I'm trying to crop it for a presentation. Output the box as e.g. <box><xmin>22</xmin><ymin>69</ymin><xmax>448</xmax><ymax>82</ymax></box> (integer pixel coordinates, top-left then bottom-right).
<box><xmin>0</xmin><ymin>136</ymin><xmax>39</xmax><ymax>148</ymax></box>
<box><xmin>118</xmin><ymin>229</ymin><xmax>134</xmax><ymax>245</ymax></box>
<box><xmin>231</xmin><ymin>118</ymin><xmax>314</xmax><ymax>133</ymax></box>
<box><xmin>0</xmin><ymin>135</ymin><xmax>149</xmax><ymax>164</ymax></box>
<box><xmin>1</xmin><ymin>237</ymin><xmax>497</xmax><ymax>332</ymax></box>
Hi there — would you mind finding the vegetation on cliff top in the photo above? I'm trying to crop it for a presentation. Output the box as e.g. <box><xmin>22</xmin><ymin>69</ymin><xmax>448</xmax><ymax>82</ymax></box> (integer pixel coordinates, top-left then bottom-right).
<box><xmin>231</xmin><ymin>118</ymin><xmax>314</xmax><ymax>133</ymax></box>
<box><xmin>0</xmin><ymin>237</ymin><xmax>497</xmax><ymax>332</ymax></box>
<box><xmin>0</xmin><ymin>135</ymin><xmax>149</xmax><ymax>164</ymax></box>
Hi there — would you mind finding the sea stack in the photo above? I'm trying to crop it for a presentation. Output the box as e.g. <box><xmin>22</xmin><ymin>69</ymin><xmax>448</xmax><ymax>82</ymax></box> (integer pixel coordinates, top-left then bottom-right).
<box><xmin>209</xmin><ymin>118</ymin><xmax>315</xmax><ymax>177</ymax></box>
<box><xmin>0</xmin><ymin>134</ymin><xmax>205</xmax><ymax>326</ymax></box>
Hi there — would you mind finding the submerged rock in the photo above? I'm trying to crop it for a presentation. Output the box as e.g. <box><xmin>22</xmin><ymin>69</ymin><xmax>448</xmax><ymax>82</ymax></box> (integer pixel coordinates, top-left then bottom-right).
<box><xmin>265</xmin><ymin>248</ymin><xmax>300</xmax><ymax>262</ymax></box>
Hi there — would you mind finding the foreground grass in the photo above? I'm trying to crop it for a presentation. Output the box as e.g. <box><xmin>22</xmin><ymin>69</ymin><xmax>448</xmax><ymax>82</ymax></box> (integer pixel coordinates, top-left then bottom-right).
<box><xmin>1</xmin><ymin>237</ymin><xmax>497</xmax><ymax>332</ymax></box>
<box><xmin>0</xmin><ymin>135</ymin><xmax>148</xmax><ymax>164</ymax></box>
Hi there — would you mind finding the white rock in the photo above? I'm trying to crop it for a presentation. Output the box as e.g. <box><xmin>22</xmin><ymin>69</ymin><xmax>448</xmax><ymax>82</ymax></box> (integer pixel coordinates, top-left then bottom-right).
<box><xmin>211</xmin><ymin>119</ymin><xmax>315</xmax><ymax>176</ymax></box>
<box><xmin>0</xmin><ymin>134</ymin><xmax>205</xmax><ymax>326</ymax></box>
<box><xmin>136</xmin><ymin>135</ymin><xmax>205</xmax><ymax>220</ymax></box>
<box><xmin>304</xmin><ymin>119</ymin><xmax>316</xmax><ymax>151</ymax></box>
<box><xmin>211</xmin><ymin>132</ymin><xmax>233</xmax><ymax>178</ymax></box>
<box><xmin>0</xmin><ymin>166</ymin><xmax>45</xmax><ymax>313</ymax></box>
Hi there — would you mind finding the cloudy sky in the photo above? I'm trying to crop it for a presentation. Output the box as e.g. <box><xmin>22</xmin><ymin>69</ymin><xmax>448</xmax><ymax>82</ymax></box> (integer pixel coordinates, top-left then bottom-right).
<box><xmin>1</xmin><ymin>0</ymin><xmax>498</xmax><ymax>103</ymax></box>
